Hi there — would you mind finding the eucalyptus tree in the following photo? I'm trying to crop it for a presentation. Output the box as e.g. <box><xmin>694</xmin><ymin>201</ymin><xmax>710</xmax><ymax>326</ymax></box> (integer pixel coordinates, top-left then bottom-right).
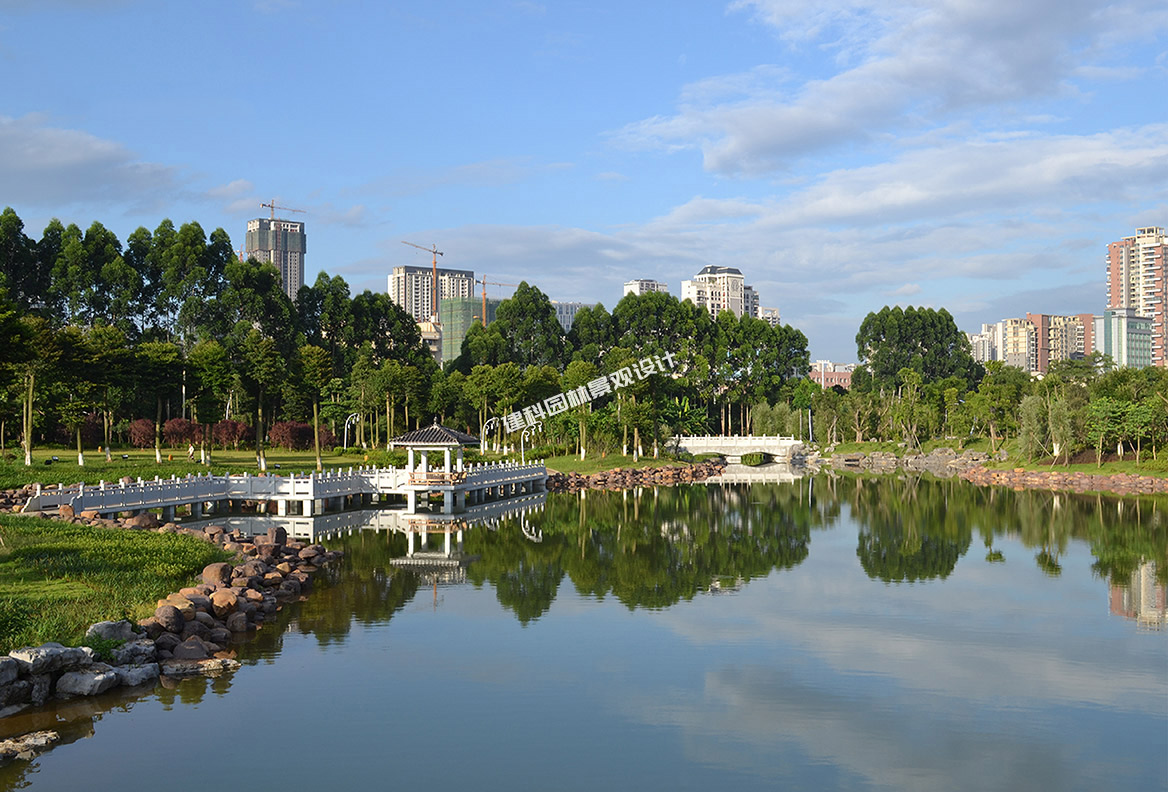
<box><xmin>299</xmin><ymin>344</ymin><xmax>332</xmax><ymax>470</ymax></box>
<box><xmin>88</xmin><ymin>324</ymin><xmax>133</xmax><ymax>461</ymax></box>
<box><xmin>856</xmin><ymin>305</ymin><xmax>981</xmax><ymax>391</ymax></box>
<box><xmin>489</xmin><ymin>282</ymin><xmax>567</xmax><ymax>369</ymax></box>
<box><xmin>15</xmin><ymin>315</ymin><xmax>58</xmax><ymax>465</ymax></box>
<box><xmin>188</xmin><ymin>339</ymin><xmax>233</xmax><ymax>464</ymax></box>
<box><xmin>240</xmin><ymin>329</ymin><xmax>285</xmax><ymax>472</ymax></box>
<box><xmin>561</xmin><ymin>359</ymin><xmax>599</xmax><ymax>458</ymax></box>
<box><xmin>137</xmin><ymin>340</ymin><xmax>182</xmax><ymax>463</ymax></box>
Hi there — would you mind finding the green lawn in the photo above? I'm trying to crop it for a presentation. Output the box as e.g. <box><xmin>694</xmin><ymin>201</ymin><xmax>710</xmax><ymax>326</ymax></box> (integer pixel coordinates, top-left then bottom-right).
<box><xmin>0</xmin><ymin>514</ymin><xmax>232</xmax><ymax>653</ymax></box>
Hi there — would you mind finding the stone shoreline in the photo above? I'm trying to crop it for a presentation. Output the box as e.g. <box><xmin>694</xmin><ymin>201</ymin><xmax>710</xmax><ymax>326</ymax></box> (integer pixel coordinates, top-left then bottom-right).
<box><xmin>545</xmin><ymin>459</ymin><xmax>727</xmax><ymax>492</ymax></box>
<box><xmin>959</xmin><ymin>465</ymin><xmax>1168</xmax><ymax>496</ymax></box>
<box><xmin>0</xmin><ymin>501</ymin><xmax>343</xmax><ymax>764</ymax></box>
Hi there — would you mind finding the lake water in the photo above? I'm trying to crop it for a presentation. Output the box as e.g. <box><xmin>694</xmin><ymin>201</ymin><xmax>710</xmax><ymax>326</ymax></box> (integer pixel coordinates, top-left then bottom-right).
<box><xmin>2</xmin><ymin>472</ymin><xmax>1165</xmax><ymax>791</ymax></box>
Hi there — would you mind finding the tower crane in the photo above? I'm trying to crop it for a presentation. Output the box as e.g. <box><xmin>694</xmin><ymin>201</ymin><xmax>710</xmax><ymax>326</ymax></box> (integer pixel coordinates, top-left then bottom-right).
<box><xmin>477</xmin><ymin>275</ymin><xmax>518</xmax><ymax>327</ymax></box>
<box><xmin>261</xmin><ymin>199</ymin><xmax>306</xmax><ymax>221</ymax></box>
<box><xmin>402</xmin><ymin>241</ymin><xmax>444</xmax><ymax>320</ymax></box>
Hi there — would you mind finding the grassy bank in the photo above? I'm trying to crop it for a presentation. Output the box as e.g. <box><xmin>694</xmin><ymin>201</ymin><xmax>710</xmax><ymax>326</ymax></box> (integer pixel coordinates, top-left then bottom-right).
<box><xmin>0</xmin><ymin>515</ymin><xmax>231</xmax><ymax>654</ymax></box>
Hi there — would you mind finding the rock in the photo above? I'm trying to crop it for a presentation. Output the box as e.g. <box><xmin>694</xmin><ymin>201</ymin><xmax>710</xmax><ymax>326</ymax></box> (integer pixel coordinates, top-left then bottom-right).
<box><xmin>0</xmin><ymin>679</ymin><xmax>32</xmax><ymax>708</ymax></box>
<box><xmin>114</xmin><ymin>663</ymin><xmax>159</xmax><ymax>687</ymax></box>
<box><xmin>194</xmin><ymin>611</ymin><xmax>217</xmax><ymax>628</ymax></box>
<box><xmin>138</xmin><ymin>617</ymin><xmax>166</xmax><ymax>640</ymax></box>
<box><xmin>154</xmin><ymin>604</ymin><xmax>185</xmax><ymax>634</ymax></box>
<box><xmin>125</xmin><ymin>512</ymin><xmax>160</xmax><ymax>530</ymax></box>
<box><xmin>110</xmin><ymin>639</ymin><xmax>156</xmax><ymax>666</ymax></box>
<box><xmin>203</xmin><ymin>524</ymin><xmax>225</xmax><ymax>538</ymax></box>
<box><xmin>56</xmin><ymin>664</ymin><xmax>120</xmax><ymax>698</ymax></box>
<box><xmin>29</xmin><ymin>674</ymin><xmax>51</xmax><ymax>705</ymax></box>
<box><xmin>210</xmin><ymin>589</ymin><xmax>238</xmax><ymax>618</ymax></box>
<box><xmin>236</xmin><ymin>560</ymin><xmax>267</xmax><ymax>578</ymax></box>
<box><xmin>262</xmin><ymin>571</ymin><xmax>284</xmax><ymax>587</ymax></box>
<box><xmin>208</xmin><ymin>627</ymin><xmax>232</xmax><ymax>646</ymax></box>
<box><xmin>154</xmin><ymin>632</ymin><xmax>182</xmax><ymax>653</ymax></box>
<box><xmin>201</xmin><ymin>562</ymin><xmax>233</xmax><ymax>586</ymax></box>
<box><xmin>241</xmin><ymin>588</ymin><xmax>264</xmax><ymax>603</ymax></box>
<box><xmin>160</xmin><ymin>657</ymin><xmax>240</xmax><ymax>677</ymax></box>
<box><xmin>0</xmin><ymin>657</ymin><xmax>19</xmax><ymax>686</ymax></box>
<box><xmin>0</xmin><ymin>730</ymin><xmax>59</xmax><ymax>762</ymax></box>
<box><xmin>85</xmin><ymin>619</ymin><xmax>137</xmax><ymax>645</ymax></box>
<box><xmin>265</xmin><ymin>525</ymin><xmax>288</xmax><ymax>547</ymax></box>
<box><xmin>9</xmin><ymin>643</ymin><xmax>94</xmax><ymax>676</ymax></box>
<box><xmin>225</xmin><ymin>612</ymin><xmax>249</xmax><ymax>632</ymax></box>
<box><xmin>186</xmin><ymin>594</ymin><xmax>212</xmax><ymax>613</ymax></box>
<box><xmin>223</xmin><ymin>541</ymin><xmax>243</xmax><ymax>554</ymax></box>
<box><xmin>171</xmin><ymin>637</ymin><xmax>212</xmax><ymax>661</ymax></box>
<box><xmin>275</xmin><ymin>561</ymin><xmax>293</xmax><ymax>575</ymax></box>
<box><xmin>164</xmin><ymin>594</ymin><xmax>196</xmax><ymax>621</ymax></box>
<box><xmin>57</xmin><ymin>504</ymin><xmax>75</xmax><ymax>520</ymax></box>
<box><xmin>180</xmin><ymin>620</ymin><xmax>211</xmax><ymax>641</ymax></box>
<box><xmin>79</xmin><ymin>509</ymin><xmax>101</xmax><ymax>519</ymax></box>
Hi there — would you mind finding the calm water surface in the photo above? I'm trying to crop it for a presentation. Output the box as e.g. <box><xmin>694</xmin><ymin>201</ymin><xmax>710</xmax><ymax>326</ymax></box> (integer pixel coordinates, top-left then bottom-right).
<box><xmin>1</xmin><ymin>473</ymin><xmax>1165</xmax><ymax>791</ymax></box>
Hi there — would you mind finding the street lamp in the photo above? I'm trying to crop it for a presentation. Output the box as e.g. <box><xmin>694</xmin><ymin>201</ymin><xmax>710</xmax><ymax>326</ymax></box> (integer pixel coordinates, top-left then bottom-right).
<box><xmin>481</xmin><ymin>417</ymin><xmax>500</xmax><ymax>455</ymax></box>
<box><xmin>343</xmin><ymin>412</ymin><xmax>360</xmax><ymax>450</ymax></box>
<box><xmin>521</xmin><ymin>420</ymin><xmax>543</xmax><ymax>465</ymax></box>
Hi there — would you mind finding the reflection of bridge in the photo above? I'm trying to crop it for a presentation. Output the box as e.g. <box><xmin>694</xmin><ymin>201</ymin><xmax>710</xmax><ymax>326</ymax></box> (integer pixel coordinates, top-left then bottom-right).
<box><xmin>676</xmin><ymin>435</ymin><xmax>803</xmax><ymax>463</ymax></box>
<box><xmin>704</xmin><ymin>463</ymin><xmax>803</xmax><ymax>484</ymax></box>
<box><xmin>185</xmin><ymin>491</ymin><xmax>547</xmax><ymax>546</ymax></box>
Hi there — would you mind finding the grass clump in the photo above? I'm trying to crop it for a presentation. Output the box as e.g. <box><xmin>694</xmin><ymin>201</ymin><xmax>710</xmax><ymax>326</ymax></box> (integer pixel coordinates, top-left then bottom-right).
<box><xmin>0</xmin><ymin>514</ymin><xmax>231</xmax><ymax>653</ymax></box>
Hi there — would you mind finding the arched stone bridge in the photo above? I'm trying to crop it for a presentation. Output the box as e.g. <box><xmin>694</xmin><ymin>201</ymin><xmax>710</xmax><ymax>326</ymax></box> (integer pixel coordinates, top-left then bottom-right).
<box><xmin>675</xmin><ymin>435</ymin><xmax>804</xmax><ymax>463</ymax></box>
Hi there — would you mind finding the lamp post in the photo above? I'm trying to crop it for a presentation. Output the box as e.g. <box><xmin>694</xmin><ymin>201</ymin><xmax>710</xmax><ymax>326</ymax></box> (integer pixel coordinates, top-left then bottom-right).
<box><xmin>481</xmin><ymin>417</ymin><xmax>500</xmax><ymax>455</ymax></box>
<box><xmin>343</xmin><ymin>413</ymin><xmax>360</xmax><ymax>450</ymax></box>
<box><xmin>521</xmin><ymin>420</ymin><xmax>543</xmax><ymax>465</ymax></box>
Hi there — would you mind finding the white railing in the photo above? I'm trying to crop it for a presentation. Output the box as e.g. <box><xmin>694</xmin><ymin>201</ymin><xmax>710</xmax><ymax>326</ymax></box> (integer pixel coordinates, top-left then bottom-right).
<box><xmin>24</xmin><ymin>461</ymin><xmax>546</xmax><ymax>514</ymax></box>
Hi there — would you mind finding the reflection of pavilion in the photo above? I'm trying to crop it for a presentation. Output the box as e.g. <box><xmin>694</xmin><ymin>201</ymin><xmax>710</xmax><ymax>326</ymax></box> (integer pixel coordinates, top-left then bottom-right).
<box><xmin>1109</xmin><ymin>561</ymin><xmax>1167</xmax><ymax>630</ymax></box>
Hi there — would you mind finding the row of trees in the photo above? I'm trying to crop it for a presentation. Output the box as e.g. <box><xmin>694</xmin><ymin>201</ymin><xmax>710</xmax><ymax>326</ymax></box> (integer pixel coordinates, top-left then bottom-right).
<box><xmin>0</xmin><ymin>207</ymin><xmax>814</xmax><ymax>468</ymax></box>
<box><xmin>791</xmin><ymin>305</ymin><xmax>1168</xmax><ymax>466</ymax></box>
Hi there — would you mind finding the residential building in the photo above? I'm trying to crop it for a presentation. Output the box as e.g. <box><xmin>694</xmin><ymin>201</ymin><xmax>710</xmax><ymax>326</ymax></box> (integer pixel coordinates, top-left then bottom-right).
<box><xmin>1107</xmin><ymin>226</ymin><xmax>1166</xmax><ymax>367</ymax></box>
<box><xmin>810</xmin><ymin>360</ymin><xmax>854</xmax><ymax>390</ymax></box>
<box><xmin>743</xmin><ymin>285</ymin><xmax>760</xmax><ymax>319</ymax></box>
<box><xmin>681</xmin><ymin>265</ymin><xmax>746</xmax><ymax>319</ymax></box>
<box><xmin>387</xmin><ymin>265</ymin><xmax>475</xmax><ymax>323</ymax></box>
<box><xmin>758</xmin><ymin>307</ymin><xmax>781</xmax><ymax>327</ymax></box>
<box><xmin>1099</xmin><ymin>307</ymin><xmax>1153</xmax><ymax>369</ymax></box>
<box><xmin>418</xmin><ymin>319</ymin><xmax>442</xmax><ymax>365</ymax></box>
<box><xmin>245</xmin><ymin>217</ymin><xmax>306</xmax><ymax>301</ymax></box>
<box><xmin>439</xmin><ymin>296</ymin><xmax>502</xmax><ymax>363</ymax></box>
<box><xmin>551</xmin><ymin>301</ymin><xmax>598</xmax><ymax>333</ymax></box>
<box><xmin>623</xmin><ymin>279</ymin><xmax>669</xmax><ymax>297</ymax></box>
<box><xmin>1001</xmin><ymin>318</ymin><xmax>1037</xmax><ymax>372</ymax></box>
<box><xmin>967</xmin><ymin>322</ymin><xmax>1004</xmax><ymax>364</ymax></box>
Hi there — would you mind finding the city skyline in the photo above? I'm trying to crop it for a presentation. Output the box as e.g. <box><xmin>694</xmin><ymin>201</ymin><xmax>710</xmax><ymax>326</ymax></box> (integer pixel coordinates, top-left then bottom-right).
<box><xmin>2</xmin><ymin>1</ymin><xmax>1165</xmax><ymax>362</ymax></box>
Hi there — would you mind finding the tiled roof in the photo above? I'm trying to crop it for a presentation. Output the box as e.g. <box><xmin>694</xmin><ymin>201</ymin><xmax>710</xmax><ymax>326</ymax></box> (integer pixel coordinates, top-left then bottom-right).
<box><xmin>389</xmin><ymin>422</ymin><xmax>480</xmax><ymax>446</ymax></box>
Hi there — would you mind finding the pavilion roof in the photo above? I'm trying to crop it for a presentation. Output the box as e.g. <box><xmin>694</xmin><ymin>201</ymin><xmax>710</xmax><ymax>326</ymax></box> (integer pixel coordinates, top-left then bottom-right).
<box><xmin>389</xmin><ymin>422</ymin><xmax>479</xmax><ymax>447</ymax></box>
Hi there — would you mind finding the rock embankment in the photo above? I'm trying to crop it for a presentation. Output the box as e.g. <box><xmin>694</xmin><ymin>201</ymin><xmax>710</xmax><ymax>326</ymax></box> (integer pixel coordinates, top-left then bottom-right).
<box><xmin>546</xmin><ymin>459</ymin><xmax>727</xmax><ymax>493</ymax></box>
<box><xmin>960</xmin><ymin>466</ymin><xmax>1168</xmax><ymax>496</ymax></box>
<box><xmin>825</xmin><ymin>448</ymin><xmax>991</xmax><ymax>477</ymax></box>
<box><xmin>0</xmin><ymin>523</ymin><xmax>342</xmax><ymax>725</ymax></box>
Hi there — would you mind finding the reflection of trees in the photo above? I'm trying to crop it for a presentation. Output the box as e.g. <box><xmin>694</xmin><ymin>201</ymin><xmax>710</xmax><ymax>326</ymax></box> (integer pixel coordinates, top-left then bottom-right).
<box><xmin>847</xmin><ymin>476</ymin><xmax>974</xmax><ymax>583</ymax></box>
<box><xmin>294</xmin><ymin>530</ymin><xmax>419</xmax><ymax>644</ymax></box>
<box><xmin>465</xmin><ymin>527</ymin><xmax>565</xmax><ymax>625</ymax></box>
<box><xmin>838</xmin><ymin>474</ymin><xmax>1168</xmax><ymax>587</ymax></box>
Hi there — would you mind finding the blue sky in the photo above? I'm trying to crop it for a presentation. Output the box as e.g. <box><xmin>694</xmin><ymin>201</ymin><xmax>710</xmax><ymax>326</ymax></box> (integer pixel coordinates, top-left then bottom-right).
<box><xmin>2</xmin><ymin>0</ymin><xmax>1166</xmax><ymax>361</ymax></box>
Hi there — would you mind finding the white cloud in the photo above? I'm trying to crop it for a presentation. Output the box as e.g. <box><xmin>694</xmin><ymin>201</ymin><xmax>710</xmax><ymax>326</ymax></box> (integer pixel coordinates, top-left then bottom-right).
<box><xmin>615</xmin><ymin>0</ymin><xmax>1168</xmax><ymax>175</ymax></box>
<box><xmin>0</xmin><ymin>113</ymin><xmax>178</xmax><ymax>210</ymax></box>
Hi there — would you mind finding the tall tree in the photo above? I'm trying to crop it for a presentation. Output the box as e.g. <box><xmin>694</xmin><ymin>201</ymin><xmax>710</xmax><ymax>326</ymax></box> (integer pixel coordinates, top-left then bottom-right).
<box><xmin>856</xmin><ymin>305</ymin><xmax>981</xmax><ymax>390</ymax></box>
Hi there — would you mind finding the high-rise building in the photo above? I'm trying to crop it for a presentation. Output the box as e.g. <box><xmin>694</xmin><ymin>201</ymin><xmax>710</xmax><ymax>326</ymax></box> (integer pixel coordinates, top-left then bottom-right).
<box><xmin>387</xmin><ymin>266</ymin><xmax>475</xmax><ymax>323</ymax></box>
<box><xmin>1099</xmin><ymin>307</ymin><xmax>1153</xmax><ymax>368</ymax></box>
<box><xmin>1001</xmin><ymin>317</ymin><xmax>1037</xmax><ymax>372</ymax></box>
<box><xmin>758</xmin><ymin>307</ymin><xmax>781</xmax><ymax>327</ymax></box>
<box><xmin>245</xmin><ymin>218</ymin><xmax>306</xmax><ymax>301</ymax></box>
<box><xmin>681</xmin><ymin>266</ymin><xmax>746</xmax><ymax>319</ymax></box>
<box><xmin>623</xmin><ymin>279</ymin><xmax>669</xmax><ymax>297</ymax></box>
<box><xmin>1107</xmin><ymin>226</ymin><xmax>1166</xmax><ymax>366</ymax></box>
<box><xmin>439</xmin><ymin>296</ymin><xmax>502</xmax><ymax>363</ymax></box>
<box><xmin>969</xmin><ymin>314</ymin><xmax>1096</xmax><ymax>373</ymax></box>
<box><xmin>551</xmin><ymin>301</ymin><xmax>598</xmax><ymax>333</ymax></box>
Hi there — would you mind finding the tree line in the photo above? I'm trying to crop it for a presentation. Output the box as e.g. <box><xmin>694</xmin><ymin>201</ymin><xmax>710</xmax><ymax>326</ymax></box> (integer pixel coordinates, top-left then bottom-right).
<box><xmin>796</xmin><ymin>305</ymin><xmax>1168</xmax><ymax>466</ymax></box>
<box><xmin>0</xmin><ymin>207</ymin><xmax>814</xmax><ymax>468</ymax></box>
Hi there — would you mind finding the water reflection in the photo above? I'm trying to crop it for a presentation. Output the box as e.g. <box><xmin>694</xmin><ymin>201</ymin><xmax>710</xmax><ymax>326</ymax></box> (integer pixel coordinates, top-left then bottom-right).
<box><xmin>2</xmin><ymin>473</ymin><xmax>1165</xmax><ymax>791</ymax></box>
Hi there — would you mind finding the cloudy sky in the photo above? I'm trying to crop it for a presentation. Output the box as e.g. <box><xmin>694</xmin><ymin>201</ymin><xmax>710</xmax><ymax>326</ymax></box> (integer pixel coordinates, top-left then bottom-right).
<box><xmin>2</xmin><ymin>0</ymin><xmax>1166</xmax><ymax>360</ymax></box>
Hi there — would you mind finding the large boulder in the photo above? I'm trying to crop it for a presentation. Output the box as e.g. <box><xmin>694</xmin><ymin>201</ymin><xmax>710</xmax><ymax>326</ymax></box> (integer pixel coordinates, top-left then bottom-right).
<box><xmin>110</xmin><ymin>639</ymin><xmax>157</xmax><ymax>666</ymax></box>
<box><xmin>154</xmin><ymin>632</ymin><xmax>182</xmax><ymax>652</ymax></box>
<box><xmin>171</xmin><ymin>637</ymin><xmax>212</xmax><ymax>661</ymax></box>
<box><xmin>164</xmin><ymin>594</ymin><xmax>196</xmax><ymax>622</ymax></box>
<box><xmin>154</xmin><ymin>604</ymin><xmax>185</xmax><ymax>634</ymax></box>
<box><xmin>125</xmin><ymin>512</ymin><xmax>160</xmax><ymax>530</ymax></box>
<box><xmin>225</xmin><ymin>612</ymin><xmax>250</xmax><ymax>633</ymax></box>
<box><xmin>9</xmin><ymin>643</ymin><xmax>94</xmax><ymax>676</ymax></box>
<box><xmin>0</xmin><ymin>730</ymin><xmax>59</xmax><ymax>762</ymax></box>
<box><xmin>114</xmin><ymin>663</ymin><xmax>160</xmax><ymax>687</ymax></box>
<box><xmin>56</xmin><ymin>664</ymin><xmax>120</xmax><ymax>698</ymax></box>
<box><xmin>160</xmin><ymin>657</ymin><xmax>240</xmax><ymax>678</ymax></box>
<box><xmin>265</xmin><ymin>525</ymin><xmax>288</xmax><ymax>548</ymax></box>
<box><xmin>85</xmin><ymin>620</ymin><xmax>137</xmax><ymax>645</ymax></box>
<box><xmin>201</xmin><ymin>562</ymin><xmax>233</xmax><ymax>587</ymax></box>
<box><xmin>209</xmin><ymin>589</ymin><xmax>238</xmax><ymax>619</ymax></box>
<box><xmin>0</xmin><ymin>657</ymin><xmax>19</xmax><ymax>686</ymax></box>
